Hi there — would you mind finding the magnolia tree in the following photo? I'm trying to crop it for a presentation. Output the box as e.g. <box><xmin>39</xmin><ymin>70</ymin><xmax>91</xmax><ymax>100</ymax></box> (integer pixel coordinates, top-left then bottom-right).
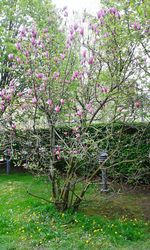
<box><xmin>1</xmin><ymin>5</ymin><xmax>149</xmax><ymax>211</ymax></box>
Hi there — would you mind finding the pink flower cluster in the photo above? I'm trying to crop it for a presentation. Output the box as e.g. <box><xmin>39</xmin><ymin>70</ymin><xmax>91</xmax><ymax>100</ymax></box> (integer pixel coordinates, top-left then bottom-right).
<box><xmin>86</xmin><ymin>102</ymin><xmax>94</xmax><ymax>114</ymax></box>
<box><xmin>109</xmin><ymin>7</ymin><xmax>120</xmax><ymax>18</ymax></box>
<box><xmin>96</xmin><ymin>84</ymin><xmax>109</xmax><ymax>93</ymax></box>
<box><xmin>135</xmin><ymin>101</ymin><xmax>141</xmax><ymax>108</ymax></box>
<box><xmin>71</xmin><ymin>71</ymin><xmax>80</xmax><ymax>80</ymax></box>
<box><xmin>76</xmin><ymin>110</ymin><xmax>83</xmax><ymax>117</ymax></box>
<box><xmin>46</xmin><ymin>98</ymin><xmax>65</xmax><ymax>113</ymax></box>
<box><xmin>97</xmin><ymin>7</ymin><xmax>120</xmax><ymax>22</ymax></box>
<box><xmin>53</xmin><ymin>146</ymin><xmax>62</xmax><ymax>160</ymax></box>
<box><xmin>53</xmin><ymin>72</ymin><xmax>60</xmax><ymax>79</ymax></box>
<box><xmin>132</xmin><ymin>22</ymin><xmax>141</xmax><ymax>30</ymax></box>
<box><xmin>0</xmin><ymin>85</ymin><xmax>16</xmax><ymax>112</ymax></box>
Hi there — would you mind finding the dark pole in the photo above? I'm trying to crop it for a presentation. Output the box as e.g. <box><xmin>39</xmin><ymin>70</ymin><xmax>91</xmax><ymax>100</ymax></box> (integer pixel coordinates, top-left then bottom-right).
<box><xmin>101</xmin><ymin>168</ymin><xmax>108</xmax><ymax>192</ymax></box>
<box><xmin>4</xmin><ymin>149</ymin><xmax>11</xmax><ymax>175</ymax></box>
<box><xmin>6</xmin><ymin>157</ymin><xmax>11</xmax><ymax>175</ymax></box>
<box><xmin>99</xmin><ymin>150</ymin><xmax>109</xmax><ymax>192</ymax></box>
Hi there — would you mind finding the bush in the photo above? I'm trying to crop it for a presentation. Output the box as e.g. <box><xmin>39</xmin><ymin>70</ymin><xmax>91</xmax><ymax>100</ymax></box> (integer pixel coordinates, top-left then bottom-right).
<box><xmin>0</xmin><ymin>122</ymin><xmax>149</xmax><ymax>184</ymax></box>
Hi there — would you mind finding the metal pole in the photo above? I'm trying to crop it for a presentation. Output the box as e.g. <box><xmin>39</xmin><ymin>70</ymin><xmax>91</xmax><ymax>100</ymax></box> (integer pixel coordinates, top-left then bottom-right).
<box><xmin>101</xmin><ymin>168</ymin><xmax>108</xmax><ymax>192</ymax></box>
<box><xmin>6</xmin><ymin>158</ymin><xmax>10</xmax><ymax>175</ymax></box>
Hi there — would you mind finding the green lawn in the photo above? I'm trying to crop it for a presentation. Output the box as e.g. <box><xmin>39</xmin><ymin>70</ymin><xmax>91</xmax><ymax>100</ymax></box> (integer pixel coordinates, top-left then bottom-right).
<box><xmin>0</xmin><ymin>173</ymin><xmax>149</xmax><ymax>250</ymax></box>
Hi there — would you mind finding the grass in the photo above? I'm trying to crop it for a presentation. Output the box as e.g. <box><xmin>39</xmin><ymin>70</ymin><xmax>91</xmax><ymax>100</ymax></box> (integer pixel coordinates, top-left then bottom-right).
<box><xmin>0</xmin><ymin>173</ymin><xmax>149</xmax><ymax>250</ymax></box>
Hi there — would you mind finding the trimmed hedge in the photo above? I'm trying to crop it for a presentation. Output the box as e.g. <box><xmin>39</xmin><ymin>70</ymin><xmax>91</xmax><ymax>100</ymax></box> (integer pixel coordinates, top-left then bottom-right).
<box><xmin>0</xmin><ymin>122</ymin><xmax>150</xmax><ymax>184</ymax></box>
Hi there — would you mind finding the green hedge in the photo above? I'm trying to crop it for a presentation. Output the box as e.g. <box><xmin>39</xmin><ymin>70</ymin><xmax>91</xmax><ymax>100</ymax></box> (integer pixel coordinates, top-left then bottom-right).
<box><xmin>0</xmin><ymin>122</ymin><xmax>149</xmax><ymax>184</ymax></box>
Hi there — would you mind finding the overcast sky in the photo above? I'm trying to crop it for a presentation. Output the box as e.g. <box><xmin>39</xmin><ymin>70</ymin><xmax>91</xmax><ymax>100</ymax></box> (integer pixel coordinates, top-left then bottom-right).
<box><xmin>52</xmin><ymin>0</ymin><xmax>100</xmax><ymax>15</ymax></box>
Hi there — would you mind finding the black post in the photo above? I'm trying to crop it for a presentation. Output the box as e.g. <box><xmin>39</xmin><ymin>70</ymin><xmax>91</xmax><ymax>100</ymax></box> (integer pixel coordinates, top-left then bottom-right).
<box><xmin>6</xmin><ymin>158</ymin><xmax>11</xmax><ymax>175</ymax></box>
<box><xmin>4</xmin><ymin>149</ymin><xmax>11</xmax><ymax>175</ymax></box>
<box><xmin>101</xmin><ymin>168</ymin><xmax>108</xmax><ymax>192</ymax></box>
<box><xmin>99</xmin><ymin>150</ymin><xmax>109</xmax><ymax>192</ymax></box>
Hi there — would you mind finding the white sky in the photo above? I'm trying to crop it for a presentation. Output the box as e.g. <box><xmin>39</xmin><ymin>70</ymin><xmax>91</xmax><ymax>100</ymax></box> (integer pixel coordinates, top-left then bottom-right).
<box><xmin>52</xmin><ymin>0</ymin><xmax>101</xmax><ymax>15</ymax></box>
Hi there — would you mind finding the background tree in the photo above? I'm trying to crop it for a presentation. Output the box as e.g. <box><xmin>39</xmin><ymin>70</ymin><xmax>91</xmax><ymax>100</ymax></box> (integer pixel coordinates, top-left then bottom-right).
<box><xmin>0</xmin><ymin>0</ymin><xmax>58</xmax><ymax>87</ymax></box>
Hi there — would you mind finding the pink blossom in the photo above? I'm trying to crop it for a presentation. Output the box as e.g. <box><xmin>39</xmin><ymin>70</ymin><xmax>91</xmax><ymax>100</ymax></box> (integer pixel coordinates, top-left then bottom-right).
<box><xmin>16</xmin><ymin>42</ymin><xmax>21</xmax><ymax>50</ymax></box>
<box><xmin>88</xmin><ymin>56</ymin><xmax>94</xmax><ymax>65</ymax></box>
<box><xmin>55</xmin><ymin>150</ymin><xmax>60</xmax><ymax>156</ymax></box>
<box><xmin>5</xmin><ymin>95</ymin><xmax>11</xmax><ymax>102</ymax></box>
<box><xmin>36</xmin><ymin>73</ymin><xmax>44</xmax><ymax>79</ymax></box>
<box><xmin>32</xmin><ymin>97</ymin><xmax>37</xmax><ymax>104</ymax></box>
<box><xmin>72</xmin><ymin>71</ymin><xmax>79</xmax><ymax>79</ymax></box>
<box><xmin>17</xmin><ymin>92</ymin><xmax>23</xmax><ymax>97</ymax></box>
<box><xmin>79</xmin><ymin>27</ymin><xmax>84</xmax><ymax>36</ymax></box>
<box><xmin>101</xmin><ymin>87</ymin><xmax>109</xmax><ymax>93</ymax></box>
<box><xmin>135</xmin><ymin>101</ymin><xmax>141</xmax><ymax>108</ymax></box>
<box><xmin>82</xmin><ymin>50</ymin><xmax>87</xmax><ymax>58</ymax></box>
<box><xmin>74</xmin><ymin>24</ymin><xmax>78</xmax><ymax>31</ymax></box>
<box><xmin>10</xmin><ymin>80</ymin><xmax>14</xmax><ymax>87</ymax></box>
<box><xmin>60</xmin><ymin>53</ymin><xmax>65</xmax><ymax>60</ymax></box>
<box><xmin>86</xmin><ymin>103</ymin><xmax>92</xmax><ymax>110</ymax></box>
<box><xmin>144</xmin><ymin>29</ymin><xmax>149</xmax><ymax>33</ymax></box>
<box><xmin>103</xmin><ymin>32</ymin><xmax>109</xmax><ymax>38</ymax></box>
<box><xmin>41</xmin><ymin>43</ymin><xmax>45</xmax><ymax>49</ymax></box>
<box><xmin>70</xmin><ymin>28</ymin><xmax>74</xmax><ymax>35</ymax></box>
<box><xmin>16</xmin><ymin>57</ymin><xmax>21</xmax><ymax>63</ymax></box>
<box><xmin>66</xmin><ymin>43</ymin><xmax>71</xmax><ymax>49</ymax></box>
<box><xmin>109</xmin><ymin>7</ymin><xmax>120</xmax><ymax>17</ymax></box>
<box><xmin>19</xmin><ymin>26</ymin><xmax>26</xmax><ymax>36</ymax></box>
<box><xmin>133</xmin><ymin>22</ymin><xmax>141</xmax><ymax>30</ymax></box>
<box><xmin>8</xmin><ymin>87</ymin><xmax>15</xmax><ymax>94</ymax></box>
<box><xmin>77</xmin><ymin>110</ymin><xmax>82</xmax><ymax>117</ymax></box>
<box><xmin>28</xmin><ymin>89</ymin><xmax>32</xmax><ymax>95</ymax></box>
<box><xmin>69</xmin><ymin>34</ymin><xmax>74</xmax><ymax>41</ymax></box>
<box><xmin>53</xmin><ymin>72</ymin><xmax>60</xmax><ymax>79</ymax></box>
<box><xmin>55</xmin><ymin>105</ymin><xmax>60</xmax><ymax>113</ymax></box>
<box><xmin>0</xmin><ymin>105</ymin><xmax>5</xmax><ymax>112</ymax></box>
<box><xmin>0</xmin><ymin>89</ymin><xmax>6</xmax><ymax>97</ymax></box>
<box><xmin>25</xmin><ymin>51</ymin><xmax>29</xmax><ymax>57</ymax></box>
<box><xmin>54</xmin><ymin>146</ymin><xmax>61</xmax><ymax>157</ymax></box>
<box><xmin>11</xmin><ymin>124</ymin><xmax>16</xmax><ymax>129</ymax></box>
<box><xmin>31</xmin><ymin>27</ymin><xmax>37</xmax><ymax>38</ymax></box>
<box><xmin>8</xmin><ymin>54</ymin><xmax>14</xmax><ymax>60</ymax></box>
<box><xmin>60</xmin><ymin>99</ymin><xmax>65</xmax><ymax>105</ymax></box>
<box><xmin>37</xmin><ymin>39</ymin><xmax>41</xmax><ymax>45</ymax></box>
<box><xmin>31</xmin><ymin>37</ymin><xmax>36</xmax><ymax>46</ymax></box>
<box><xmin>46</xmin><ymin>99</ymin><xmax>53</xmax><ymax>106</ymax></box>
<box><xmin>97</xmin><ymin>9</ymin><xmax>106</xmax><ymax>19</ymax></box>
<box><xmin>86</xmin><ymin>103</ymin><xmax>94</xmax><ymax>113</ymax></box>
<box><xmin>89</xmin><ymin>107</ymin><xmax>94</xmax><ymax>114</ymax></box>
